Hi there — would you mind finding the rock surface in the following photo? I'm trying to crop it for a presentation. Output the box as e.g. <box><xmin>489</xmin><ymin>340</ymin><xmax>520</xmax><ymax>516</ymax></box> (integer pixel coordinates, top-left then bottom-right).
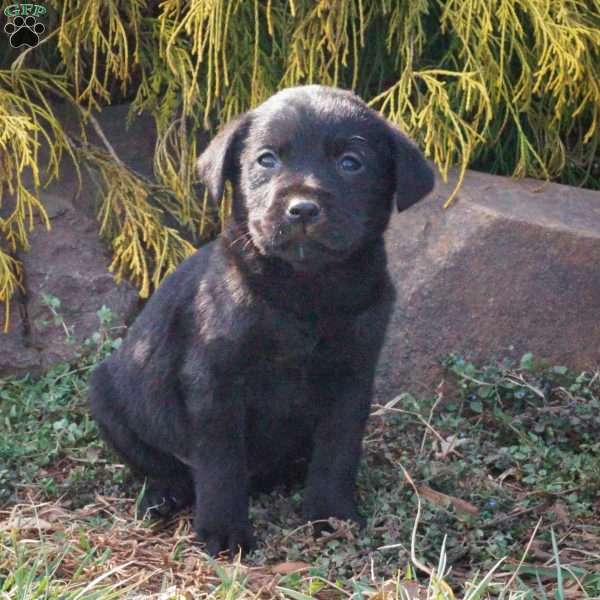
<box><xmin>2</xmin><ymin>103</ymin><xmax>600</xmax><ymax>388</ymax></box>
<box><xmin>0</xmin><ymin>190</ymin><xmax>140</xmax><ymax>376</ymax></box>
<box><xmin>16</xmin><ymin>192</ymin><xmax>139</xmax><ymax>372</ymax></box>
<box><xmin>375</xmin><ymin>170</ymin><xmax>600</xmax><ymax>401</ymax></box>
<box><xmin>0</xmin><ymin>105</ymin><xmax>151</xmax><ymax>377</ymax></box>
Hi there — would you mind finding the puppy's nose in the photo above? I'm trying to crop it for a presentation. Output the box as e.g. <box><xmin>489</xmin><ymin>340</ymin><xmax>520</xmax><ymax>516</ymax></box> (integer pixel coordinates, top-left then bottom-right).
<box><xmin>286</xmin><ymin>200</ymin><xmax>321</xmax><ymax>223</ymax></box>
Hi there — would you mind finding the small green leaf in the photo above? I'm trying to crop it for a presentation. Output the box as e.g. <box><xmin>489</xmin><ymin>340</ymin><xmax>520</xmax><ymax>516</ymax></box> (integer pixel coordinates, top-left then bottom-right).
<box><xmin>470</xmin><ymin>400</ymin><xmax>483</xmax><ymax>413</ymax></box>
<box><xmin>520</xmin><ymin>352</ymin><xmax>535</xmax><ymax>370</ymax></box>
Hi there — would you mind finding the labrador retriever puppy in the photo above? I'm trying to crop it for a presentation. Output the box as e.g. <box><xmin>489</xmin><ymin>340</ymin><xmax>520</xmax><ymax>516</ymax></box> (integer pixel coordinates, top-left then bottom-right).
<box><xmin>89</xmin><ymin>85</ymin><xmax>434</xmax><ymax>556</ymax></box>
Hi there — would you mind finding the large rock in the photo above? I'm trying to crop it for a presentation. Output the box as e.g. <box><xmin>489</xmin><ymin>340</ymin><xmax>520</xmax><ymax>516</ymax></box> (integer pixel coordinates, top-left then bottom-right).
<box><xmin>0</xmin><ymin>104</ymin><xmax>153</xmax><ymax>377</ymax></box>
<box><xmin>0</xmin><ymin>189</ymin><xmax>140</xmax><ymax>377</ymax></box>
<box><xmin>3</xmin><ymin>103</ymin><xmax>600</xmax><ymax>387</ymax></box>
<box><xmin>375</xmin><ymin>170</ymin><xmax>600</xmax><ymax>401</ymax></box>
<box><xmin>15</xmin><ymin>192</ymin><xmax>139</xmax><ymax>372</ymax></box>
<box><xmin>0</xmin><ymin>296</ymin><xmax>42</xmax><ymax>376</ymax></box>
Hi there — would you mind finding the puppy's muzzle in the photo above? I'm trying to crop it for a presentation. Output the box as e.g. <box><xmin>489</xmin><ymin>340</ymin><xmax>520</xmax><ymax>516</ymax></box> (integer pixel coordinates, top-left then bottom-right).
<box><xmin>286</xmin><ymin>199</ymin><xmax>322</xmax><ymax>225</ymax></box>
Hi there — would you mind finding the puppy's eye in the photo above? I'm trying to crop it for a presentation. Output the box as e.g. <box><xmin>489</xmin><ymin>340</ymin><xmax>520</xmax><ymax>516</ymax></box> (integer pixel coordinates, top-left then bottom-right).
<box><xmin>257</xmin><ymin>151</ymin><xmax>279</xmax><ymax>168</ymax></box>
<box><xmin>339</xmin><ymin>154</ymin><xmax>363</xmax><ymax>172</ymax></box>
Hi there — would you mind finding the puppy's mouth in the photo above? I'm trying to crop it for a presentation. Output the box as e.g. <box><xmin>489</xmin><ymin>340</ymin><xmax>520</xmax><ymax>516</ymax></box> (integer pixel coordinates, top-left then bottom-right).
<box><xmin>249</xmin><ymin>219</ymin><xmax>353</xmax><ymax>268</ymax></box>
<box><xmin>277</xmin><ymin>235</ymin><xmax>339</xmax><ymax>264</ymax></box>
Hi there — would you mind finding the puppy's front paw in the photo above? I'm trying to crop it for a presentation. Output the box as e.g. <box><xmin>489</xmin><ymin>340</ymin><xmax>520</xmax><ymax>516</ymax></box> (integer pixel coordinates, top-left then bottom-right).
<box><xmin>195</xmin><ymin>522</ymin><xmax>256</xmax><ymax>557</ymax></box>
<box><xmin>302</xmin><ymin>499</ymin><xmax>366</xmax><ymax>535</ymax></box>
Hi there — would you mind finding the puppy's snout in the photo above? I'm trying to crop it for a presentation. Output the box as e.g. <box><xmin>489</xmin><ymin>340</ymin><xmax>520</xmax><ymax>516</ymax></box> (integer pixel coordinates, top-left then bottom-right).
<box><xmin>286</xmin><ymin>200</ymin><xmax>321</xmax><ymax>224</ymax></box>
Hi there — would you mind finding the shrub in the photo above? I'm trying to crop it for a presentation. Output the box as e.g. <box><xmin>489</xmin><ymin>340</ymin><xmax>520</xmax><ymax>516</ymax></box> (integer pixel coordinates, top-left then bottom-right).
<box><xmin>1</xmin><ymin>0</ymin><xmax>598</xmax><ymax>327</ymax></box>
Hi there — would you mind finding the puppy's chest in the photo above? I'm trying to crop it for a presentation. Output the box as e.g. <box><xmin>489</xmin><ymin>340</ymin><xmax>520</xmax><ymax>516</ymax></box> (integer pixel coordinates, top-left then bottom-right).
<box><xmin>263</xmin><ymin>309</ymin><xmax>320</xmax><ymax>361</ymax></box>
<box><xmin>255</xmin><ymin>304</ymin><xmax>349</xmax><ymax>363</ymax></box>
<box><xmin>233</xmin><ymin>309</ymin><xmax>344</xmax><ymax>410</ymax></box>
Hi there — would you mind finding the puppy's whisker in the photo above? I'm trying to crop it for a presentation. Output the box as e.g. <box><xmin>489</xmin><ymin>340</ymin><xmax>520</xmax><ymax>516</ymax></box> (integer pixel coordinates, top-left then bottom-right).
<box><xmin>231</xmin><ymin>233</ymin><xmax>251</xmax><ymax>246</ymax></box>
<box><xmin>229</xmin><ymin>232</ymin><xmax>252</xmax><ymax>247</ymax></box>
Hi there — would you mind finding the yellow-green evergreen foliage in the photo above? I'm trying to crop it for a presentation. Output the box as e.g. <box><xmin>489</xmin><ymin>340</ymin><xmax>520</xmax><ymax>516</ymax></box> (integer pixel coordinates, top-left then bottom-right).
<box><xmin>1</xmin><ymin>0</ymin><xmax>599</xmax><ymax>328</ymax></box>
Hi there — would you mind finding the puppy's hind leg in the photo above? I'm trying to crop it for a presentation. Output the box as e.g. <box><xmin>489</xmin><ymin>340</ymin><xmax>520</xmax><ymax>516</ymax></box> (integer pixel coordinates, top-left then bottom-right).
<box><xmin>95</xmin><ymin>418</ymin><xmax>194</xmax><ymax>519</ymax></box>
<box><xmin>89</xmin><ymin>362</ymin><xmax>194</xmax><ymax>518</ymax></box>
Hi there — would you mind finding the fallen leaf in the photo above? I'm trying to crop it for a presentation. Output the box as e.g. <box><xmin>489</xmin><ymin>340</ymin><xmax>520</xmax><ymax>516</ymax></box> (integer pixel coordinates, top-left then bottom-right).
<box><xmin>370</xmin><ymin>580</ymin><xmax>426</xmax><ymax>599</ymax></box>
<box><xmin>0</xmin><ymin>517</ymin><xmax>53</xmax><ymax>531</ymax></box>
<box><xmin>549</xmin><ymin>501</ymin><xmax>569</xmax><ymax>524</ymax></box>
<box><xmin>86</xmin><ymin>447</ymin><xmax>102</xmax><ymax>463</ymax></box>
<box><xmin>435</xmin><ymin>434</ymin><xmax>471</xmax><ymax>459</ymax></box>
<box><xmin>39</xmin><ymin>505</ymin><xmax>72</xmax><ymax>523</ymax></box>
<box><xmin>271</xmin><ymin>561</ymin><xmax>311</xmax><ymax>575</ymax></box>
<box><xmin>418</xmin><ymin>485</ymin><xmax>479</xmax><ymax>516</ymax></box>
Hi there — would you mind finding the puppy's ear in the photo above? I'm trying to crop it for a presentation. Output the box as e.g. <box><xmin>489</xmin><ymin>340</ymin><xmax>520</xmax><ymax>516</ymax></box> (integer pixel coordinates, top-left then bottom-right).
<box><xmin>389</xmin><ymin>127</ymin><xmax>435</xmax><ymax>211</ymax></box>
<box><xmin>197</xmin><ymin>115</ymin><xmax>250</xmax><ymax>202</ymax></box>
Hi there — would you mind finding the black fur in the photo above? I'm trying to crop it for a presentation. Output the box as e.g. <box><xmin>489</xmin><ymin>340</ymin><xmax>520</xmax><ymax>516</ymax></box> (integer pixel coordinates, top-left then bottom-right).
<box><xmin>89</xmin><ymin>85</ymin><xmax>434</xmax><ymax>556</ymax></box>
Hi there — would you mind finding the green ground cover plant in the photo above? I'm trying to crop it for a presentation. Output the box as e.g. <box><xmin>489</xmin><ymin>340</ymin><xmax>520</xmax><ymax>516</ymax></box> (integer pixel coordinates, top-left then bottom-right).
<box><xmin>1</xmin><ymin>0</ymin><xmax>599</xmax><ymax>328</ymax></box>
<box><xmin>1</xmin><ymin>313</ymin><xmax>599</xmax><ymax>598</ymax></box>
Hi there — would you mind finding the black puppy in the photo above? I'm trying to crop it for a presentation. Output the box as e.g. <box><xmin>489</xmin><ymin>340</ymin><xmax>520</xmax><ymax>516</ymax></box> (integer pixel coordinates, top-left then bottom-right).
<box><xmin>89</xmin><ymin>85</ymin><xmax>433</xmax><ymax>556</ymax></box>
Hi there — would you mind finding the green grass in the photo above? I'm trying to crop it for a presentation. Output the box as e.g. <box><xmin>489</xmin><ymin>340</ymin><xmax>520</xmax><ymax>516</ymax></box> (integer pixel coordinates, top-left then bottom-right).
<box><xmin>1</xmin><ymin>337</ymin><xmax>600</xmax><ymax>598</ymax></box>
<box><xmin>0</xmin><ymin>307</ymin><xmax>127</xmax><ymax>507</ymax></box>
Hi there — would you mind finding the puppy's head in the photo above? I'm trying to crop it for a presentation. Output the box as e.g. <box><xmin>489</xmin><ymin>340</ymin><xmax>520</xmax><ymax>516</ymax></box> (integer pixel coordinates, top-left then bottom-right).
<box><xmin>198</xmin><ymin>85</ymin><xmax>433</xmax><ymax>270</ymax></box>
